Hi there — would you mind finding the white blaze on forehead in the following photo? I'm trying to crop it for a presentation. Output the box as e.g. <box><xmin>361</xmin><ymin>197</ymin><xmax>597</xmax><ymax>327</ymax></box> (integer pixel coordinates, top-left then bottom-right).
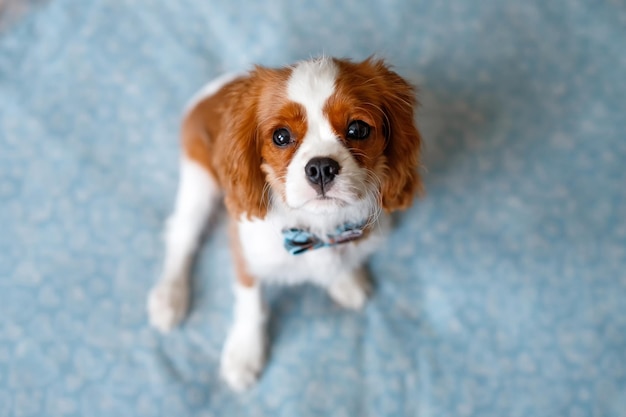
<box><xmin>284</xmin><ymin>58</ymin><xmax>368</xmax><ymax>211</ymax></box>
<box><xmin>287</xmin><ymin>57</ymin><xmax>338</xmax><ymax>141</ymax></box>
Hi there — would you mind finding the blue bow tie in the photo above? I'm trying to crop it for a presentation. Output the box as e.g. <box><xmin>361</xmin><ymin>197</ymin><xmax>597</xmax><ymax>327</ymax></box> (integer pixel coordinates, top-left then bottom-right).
<box><xmin>282</xmin><ymin>220</ymin><xmax>368</xmax><ymax>255</ymax></box>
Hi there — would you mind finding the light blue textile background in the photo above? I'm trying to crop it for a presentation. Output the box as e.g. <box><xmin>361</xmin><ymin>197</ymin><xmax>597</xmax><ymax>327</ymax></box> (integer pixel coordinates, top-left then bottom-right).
<box><xmin>1</xmin><ymin>1</ymin><xmax>625</xmax><ymax>416</ymax></box>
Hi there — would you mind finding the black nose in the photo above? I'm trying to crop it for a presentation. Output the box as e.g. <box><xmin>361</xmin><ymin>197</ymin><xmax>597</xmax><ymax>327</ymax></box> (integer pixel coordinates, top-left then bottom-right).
<box><xmin>305</xmin><ymin>157</ymin><xmax>340</xmax><ymax>191</ymax></box>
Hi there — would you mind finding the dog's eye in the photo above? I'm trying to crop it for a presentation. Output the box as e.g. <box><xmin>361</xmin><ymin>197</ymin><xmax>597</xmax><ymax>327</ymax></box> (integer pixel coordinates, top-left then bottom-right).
<box><xmin>272</xmin><ymin>128</ymin><xmax>292</xmax><ymax>147</ymax></box>
<box><xmin>346</xmin><ymin>120</ymin><xmax>370</xmax><ymax>140</ymax></box>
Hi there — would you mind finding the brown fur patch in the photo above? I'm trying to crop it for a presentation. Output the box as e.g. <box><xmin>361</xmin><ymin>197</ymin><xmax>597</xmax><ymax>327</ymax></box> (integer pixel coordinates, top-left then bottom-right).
<box><xmin>181</xmin><ymin>67</ymin><xmax>293</xmax><ymax>220</ymax></box>
<box><xmin>331</xmin><ymin>58</ymin><xmax>423</xmax><ymax>212</ymax></box>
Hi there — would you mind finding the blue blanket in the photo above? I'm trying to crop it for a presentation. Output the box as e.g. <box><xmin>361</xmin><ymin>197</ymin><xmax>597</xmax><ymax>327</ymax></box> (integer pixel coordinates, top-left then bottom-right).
<box><xmin>1</xmin><ymin>1</ymin><xmax>625</xmax><ymax>416</ymax></box>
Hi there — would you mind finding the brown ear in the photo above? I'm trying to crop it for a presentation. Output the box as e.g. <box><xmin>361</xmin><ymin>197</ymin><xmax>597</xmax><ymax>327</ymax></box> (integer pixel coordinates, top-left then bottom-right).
<box><xmin>375</xmin><ymin>61</ymin><xmax>423</xmax><ymax>212</ymax></box>
<box><xmin>222</xmin><ymin>75</ymin><xmax>268</xmax><ymax>220</ymax></box>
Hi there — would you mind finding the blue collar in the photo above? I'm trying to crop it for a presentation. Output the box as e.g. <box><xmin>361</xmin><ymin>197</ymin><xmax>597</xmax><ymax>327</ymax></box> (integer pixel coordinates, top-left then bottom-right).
<box><xmin>282</xmin><ymin>220</ymin><xmax>368</xmax><ymax>255</ymax></box>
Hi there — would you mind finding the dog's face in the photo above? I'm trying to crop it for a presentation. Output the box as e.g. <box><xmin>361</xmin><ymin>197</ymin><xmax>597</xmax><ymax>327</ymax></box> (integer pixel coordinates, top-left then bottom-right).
<box><xmin>223</xmin><ymin>57</ymin><xmax>422</xmax><ymax>219</ymax></box>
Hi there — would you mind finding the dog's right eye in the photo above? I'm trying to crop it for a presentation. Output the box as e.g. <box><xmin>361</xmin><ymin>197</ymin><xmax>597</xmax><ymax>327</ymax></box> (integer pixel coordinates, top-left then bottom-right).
<box><xmin>272</xmin><ymin>128</ymin><xmax>292</xmax><ymax>147</ymax></box>
<box><xmin>346</xmin><ymin>120</ymin><xmax>370</xmax><ymax>140</ymax></box>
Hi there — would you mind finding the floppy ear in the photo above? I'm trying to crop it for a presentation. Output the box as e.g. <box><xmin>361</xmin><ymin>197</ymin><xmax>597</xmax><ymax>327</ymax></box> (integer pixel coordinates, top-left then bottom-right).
<box><xmin>376</xmin><ymin>62</ymin><xmax>423</xmax><ymax>212</ymax></box>
<box><xmin>222</xmin><ymin>76</ymin><xmax>269</xmax><ymax>220</ymax></box>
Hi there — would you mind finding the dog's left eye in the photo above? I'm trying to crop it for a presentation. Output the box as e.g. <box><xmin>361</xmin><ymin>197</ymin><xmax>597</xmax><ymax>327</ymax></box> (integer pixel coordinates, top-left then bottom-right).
<box><xmin>273</xmin><ymin>128</ymin><xmax>292</xmax><ymax>147</ymax></box>
<box><xmin>346</xmin><ymin>120</ymin><xmax>370</xmax><ymax>140</ymax></box>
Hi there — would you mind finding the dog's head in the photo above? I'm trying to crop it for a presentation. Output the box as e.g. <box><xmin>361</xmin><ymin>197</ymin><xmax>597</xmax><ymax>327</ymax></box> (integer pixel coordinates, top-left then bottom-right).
<box><xmin>222</xmin><ymin>57</ymin><xmax>422</xmax><ymax>220</ymax></box>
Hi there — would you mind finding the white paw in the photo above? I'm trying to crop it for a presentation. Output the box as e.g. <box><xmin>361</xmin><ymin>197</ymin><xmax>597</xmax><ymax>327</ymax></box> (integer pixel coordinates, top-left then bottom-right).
<box><xmin>147</xmin><ymin>279</ymin><xmax>189</xmax><ymax>332</ymax></box>
<box><xmin>220</xmin><ymin>326</ymin><xmax>265</xmax><ymax>391</ymax></box>
<box><xmin>328</xmin><ymin>269</ymin><xmax>371</xmax><ymax>310</ymax></box>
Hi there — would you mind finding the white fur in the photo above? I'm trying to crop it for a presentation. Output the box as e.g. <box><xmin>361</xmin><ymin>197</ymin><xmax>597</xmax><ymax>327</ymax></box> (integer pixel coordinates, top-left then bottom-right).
<box><xmin>327</xmin><ymin>267</ymin><xmax>371</xmax><ymax>310</ymax></box>
<box><xmin>148</xmin><ymin>158</ymin><xmax>221</xmax><ymax>332</ymax></box>
<box><xmin>220</xmin><ymin>282</ymin><xmax>266</xmax><ymax>391</ymax></box>
<box><xmin>150</xmin><ymin>59</ymin><xmax>392</xmax><ymax>391</ymax></box>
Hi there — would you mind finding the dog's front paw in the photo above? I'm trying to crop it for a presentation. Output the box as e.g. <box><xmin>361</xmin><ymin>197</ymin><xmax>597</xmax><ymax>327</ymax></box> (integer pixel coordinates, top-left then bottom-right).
<box><xmin>220</xmin><ymin>326</ymin><xmax>265</xmax><ymax>391</ymax></box>
<box><xmin>328</xmin><ymin>268</ymin><xmax>371</xmax><ymax>310</ymax></box>
<box><xmin>147</xmin><ymin>279</ymin><xmax>189</xmax><ymax>332</ymax></box>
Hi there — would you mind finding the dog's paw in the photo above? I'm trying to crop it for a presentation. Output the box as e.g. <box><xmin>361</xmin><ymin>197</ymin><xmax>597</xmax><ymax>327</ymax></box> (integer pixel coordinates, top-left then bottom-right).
<box><xmin>220</xmin><ymin>326</ymin><xmax>265</xmax><ymax>392</ymax></box>
<box><xmin>147</xmin><ymin>279</ymin><xmax>189</xmax><ymax>332</ymax></box>
<box><xmin>328</xmin><ymin>268</ymin><xmax>371</xmax><ymax>310</ymax></box>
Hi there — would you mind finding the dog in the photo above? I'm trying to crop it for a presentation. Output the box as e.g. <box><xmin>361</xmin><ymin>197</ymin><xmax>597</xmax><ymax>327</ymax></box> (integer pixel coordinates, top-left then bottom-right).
<box><xmin>147</xmin><ymin>56</ymin><xmax>422</xmax><ymax>391</ymax></box>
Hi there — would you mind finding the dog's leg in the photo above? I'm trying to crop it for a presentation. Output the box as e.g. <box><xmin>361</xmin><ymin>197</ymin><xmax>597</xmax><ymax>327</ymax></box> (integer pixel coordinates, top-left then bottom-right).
<box><xmin>220</xmin><ymin>224</ymin><xmax>267</xmax><ymax>391</ymax></box>
<box><xmin>220</xmin><ymin>281</ymin><xmax>266</xmax><ymax>391</ymax></box>
<box><xmin>148</xmin><ymin>157</ymin><xmax>220</xmax><ymax>332</ymax></box>
<box><xmin>327</xmin><ymin>266</ymin><xmax>372</xmax><ymax>310</ymax></box>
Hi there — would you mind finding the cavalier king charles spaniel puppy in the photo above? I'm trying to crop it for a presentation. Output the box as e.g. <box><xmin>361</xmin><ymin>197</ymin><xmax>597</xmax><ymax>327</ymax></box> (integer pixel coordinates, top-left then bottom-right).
<box><xmin>148</xmin><ymin>56</ymin><xmax>422</xmax><ymax>391</ymax></box>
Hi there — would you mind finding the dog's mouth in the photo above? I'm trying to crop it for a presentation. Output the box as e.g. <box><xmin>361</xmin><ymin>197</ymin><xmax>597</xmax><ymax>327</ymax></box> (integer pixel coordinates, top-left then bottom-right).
<box><xmin>316</xmin><ymin>194</ymin><xmax>336</xmax><ymax>201</ymax></box>
<box><xmin>297</xmin><ymin>195</ymin><xmax>347</xmax><ymax>212</ymax></box>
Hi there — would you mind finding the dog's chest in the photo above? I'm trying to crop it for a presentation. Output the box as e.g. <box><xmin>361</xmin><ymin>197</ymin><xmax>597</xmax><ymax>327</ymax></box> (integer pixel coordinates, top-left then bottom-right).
<box><xmin>237</xmin><ymin>215</ymin><xmax>387</xmax><ymax>286</ymax></box>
